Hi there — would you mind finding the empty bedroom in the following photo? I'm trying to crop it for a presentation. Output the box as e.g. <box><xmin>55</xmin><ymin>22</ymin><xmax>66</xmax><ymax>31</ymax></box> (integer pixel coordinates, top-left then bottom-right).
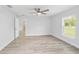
<box><xmin>0</xmin><ymin>5</ymin><xmax>79</xmax><ymax>54</ymax></box>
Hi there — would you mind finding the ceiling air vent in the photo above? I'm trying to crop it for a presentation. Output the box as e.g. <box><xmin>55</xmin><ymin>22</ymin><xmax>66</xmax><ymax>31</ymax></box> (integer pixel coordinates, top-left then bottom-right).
<box><xmin>7</xmin><ymin>5</ymin><xmax>13</xmax><ymax>8</ymax></box>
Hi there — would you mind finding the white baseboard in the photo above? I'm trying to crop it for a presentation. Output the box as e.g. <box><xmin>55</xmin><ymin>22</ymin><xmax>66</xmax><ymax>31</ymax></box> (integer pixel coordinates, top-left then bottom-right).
<box><xmin>51</xmin><ymin>34</ymin><xmax>79</xmax><ymax>49</ymax></box>
<box><xmin>26</xmin><ymin>34</ymin><xmax>50</xmax><ymax>36</ymax></box>
<box><xmin>0</xmin><ymin>38</ymin><xmax>14</xmax><ymax>51</ymax></box>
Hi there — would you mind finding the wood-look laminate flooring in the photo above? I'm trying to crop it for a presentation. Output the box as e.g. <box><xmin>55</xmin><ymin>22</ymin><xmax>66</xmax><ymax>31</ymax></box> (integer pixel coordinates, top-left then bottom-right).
<box><xmin>0</xmin><ymin>35</ymin><xmax>79</xmax><ymax>54</ymax></box>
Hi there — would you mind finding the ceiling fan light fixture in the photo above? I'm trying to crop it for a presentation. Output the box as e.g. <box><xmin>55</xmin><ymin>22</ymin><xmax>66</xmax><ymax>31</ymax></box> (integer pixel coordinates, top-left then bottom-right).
<box><xmin>37</xmin><ymin>12</ymin><xmax>41</xmax><ymax>15</ymax></box>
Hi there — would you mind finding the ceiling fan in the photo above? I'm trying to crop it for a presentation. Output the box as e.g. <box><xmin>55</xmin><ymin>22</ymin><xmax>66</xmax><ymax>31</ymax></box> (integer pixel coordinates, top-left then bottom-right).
<box><xmin>6</xmin><ymin>5</ymin><xmax>49</xmax><ymax>16</ymax></box>
<box><xmin>30</xmin><ymin>8</ymin><xmax>49</xmax><ymax>16</ymax></box>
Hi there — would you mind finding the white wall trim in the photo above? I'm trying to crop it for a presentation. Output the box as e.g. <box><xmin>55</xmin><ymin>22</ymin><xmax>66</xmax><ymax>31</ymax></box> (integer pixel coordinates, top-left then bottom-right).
<box><xmin>26</xmin><ymin>34</ymin><xmax>50</xmax><ymax>36</ymax></box>
<box><xmin>51</xmin><ymin>34</ymin><xmax>79</xmax><ymax>49</ymax></box>
<box><xmin>0</xmin><ymin>37</ymin><xmax>14</xmax><ymax>51</ymax></box>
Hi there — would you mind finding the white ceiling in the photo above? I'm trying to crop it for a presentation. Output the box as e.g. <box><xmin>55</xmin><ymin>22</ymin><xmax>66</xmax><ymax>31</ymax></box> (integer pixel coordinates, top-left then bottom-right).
<box><xmin>5</xmin><ymin>5</ymin><xmax>76</xmax><ymax>16</ymax></box>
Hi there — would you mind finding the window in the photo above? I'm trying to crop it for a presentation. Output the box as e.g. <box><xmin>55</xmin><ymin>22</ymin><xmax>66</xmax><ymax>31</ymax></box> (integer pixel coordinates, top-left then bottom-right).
<box><xmin>62</xmin><ymin>16</ymin><xmax>77</xmax><ymax>38</ymax></box>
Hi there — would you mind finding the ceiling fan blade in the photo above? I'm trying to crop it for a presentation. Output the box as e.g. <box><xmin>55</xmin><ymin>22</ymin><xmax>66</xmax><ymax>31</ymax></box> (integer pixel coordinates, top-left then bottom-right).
<box><xmin>29</xmin><ymin>12</ymin><xmax>36</xmax><ymax>14</ymax></box>
<box><xmin>41</xmin><ymin>9</ymin><xmax>49</xmax><ymax>12</ymax></box>
<box><xmin>41</xmin><ymin>12</ymin><xmax>47</xmax><ymax>15</ymax></box>
<box><xmin>29</xmin><ymin>12</ymin><xmax>38</xmax><ymax>16</ymax></box>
